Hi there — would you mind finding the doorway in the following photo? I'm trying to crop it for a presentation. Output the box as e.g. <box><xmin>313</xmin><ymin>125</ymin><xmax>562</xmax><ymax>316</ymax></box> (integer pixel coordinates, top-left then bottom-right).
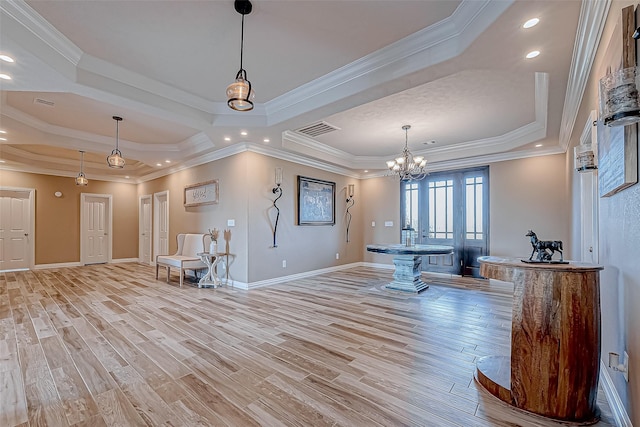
<box><xmin>139</xmin><ymin>195</ymin><xmax>152</xmax><ymax>264</ymax></box>
<box><xmin>0</xmin><ymin>187</ymin><xmax>35</xmax><ymax>271</ymax></box>
<box><xmin>401</xmin><ymin>166</ymin><xmax>489</xmax><ymax>277</ymax></box>
<box><xmin>153</xmin><ymin>190</ymin><xmax>169</xmax><ymax>262</ymax></box>
<box><xmin>80</xmin><ymin>193</ymin><xmax>112</xmax><ymax>265</ymax></box>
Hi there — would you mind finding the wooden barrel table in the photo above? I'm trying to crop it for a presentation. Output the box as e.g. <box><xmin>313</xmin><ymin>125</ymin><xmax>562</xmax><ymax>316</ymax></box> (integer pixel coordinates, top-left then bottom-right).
<box><xmin>476</xmin><ymin>256</ymin><xmax>603</xmax><ymax>424</ymax></box>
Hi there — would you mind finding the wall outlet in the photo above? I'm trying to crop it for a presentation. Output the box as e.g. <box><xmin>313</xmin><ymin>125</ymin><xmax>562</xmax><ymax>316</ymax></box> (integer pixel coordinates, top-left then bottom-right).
<box><xmin>384</xmin><ymin>221</ymin><xmax>393</xmax><ymax>227</ymax></box>
<box><xmin>282</xmin><ymin>260</ymin><xmax>286</xmax><ymax>268</ymax></box>
<box><xmin>624</xmin><ymin>351</ymin><xmax>629</xmax><ymax>382</ymax></box>
<box><xmin>371</xmin><ymin>221</ymin><xmax>376</xmax><ymax>227</ymax></box>
<box><xmin>336</xmin><ymin>253</ymin><xmax>339</xmax><ymax>259</ymax></box>
<box><xmin>227</xmin><ymin>219</ymin><xmax>235</xmax><ymax>227</ymax></box>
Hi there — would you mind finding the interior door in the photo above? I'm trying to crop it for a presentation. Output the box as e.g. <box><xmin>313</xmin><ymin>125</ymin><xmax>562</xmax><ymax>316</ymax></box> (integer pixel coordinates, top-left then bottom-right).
<box><xmin>154</xmin><ymin>191</ymin><xmax>169</xmax><ymax>260</ymax></box>
<box><xmin>0</xmin><ymin>189</ymin><xmax>33</xmax><ymax>271</ymax></box>
<box><xmin>139</xmin><ymin>195</ymin><xmax>152</xmax><ymax>264</ymax></box>
<box><xmin>81</xmin><ymin>194</ymin><xmax>111</xmax><ymax>265</ymax></box>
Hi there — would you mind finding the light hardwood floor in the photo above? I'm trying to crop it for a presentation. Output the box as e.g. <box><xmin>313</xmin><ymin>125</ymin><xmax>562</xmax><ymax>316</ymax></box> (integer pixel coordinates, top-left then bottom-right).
<box><xmin>0</xmin><ymin>264</ymin><xmax>616</xmax><ymax>426</ymax></box>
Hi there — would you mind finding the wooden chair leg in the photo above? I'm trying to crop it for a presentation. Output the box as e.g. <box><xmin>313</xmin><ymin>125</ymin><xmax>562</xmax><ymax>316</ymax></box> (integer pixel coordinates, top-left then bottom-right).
<box><xmin>155</xmin><ymin>263</ymin><xmax>159</xmax><ymax>279</ymax></box>
<box><xmin>179</xmin><ymin>268</ymin><xmax>183</xmax><ymax>287</ymax></box>
<box><xmin>166</xmin><ymin>267</ymin><xmax>170</xmax><ymax>283</ymax></box>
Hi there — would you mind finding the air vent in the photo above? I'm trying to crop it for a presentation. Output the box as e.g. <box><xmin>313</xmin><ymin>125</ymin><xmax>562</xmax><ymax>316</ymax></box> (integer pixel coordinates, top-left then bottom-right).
<box><xmin>34</xmin><ymin>97</ymin><xmax>55</xmax><ymax>107</ymax></box>
<box><xmin>296</xmin><ymin>121</ymin><xmax>340</xmax><ymax>137</ymax></box>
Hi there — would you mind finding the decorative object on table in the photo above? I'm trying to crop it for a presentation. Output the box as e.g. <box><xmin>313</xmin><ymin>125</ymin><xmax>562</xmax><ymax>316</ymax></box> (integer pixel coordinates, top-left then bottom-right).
<box><xmin>184</xmin><ymin>179</ymin><xmax>219</xmax><ymax>207</ymax></box>
<box><xmin>107</xmin><ymin>116</ymin><xmax>125</xmax><ymax>168</ymax></box>
<box><xmin>345</xmin><ymin>184</ymin><xmax>354</xmax><ymax>242</ymax></box>
<box><xmin>523</xmin><ymin>230</ymin><xmax>566</xmax><ymax>263</ymax></box>
<box><xmin>386</xmin><ymin>124</ymin><xmax>427</xmax><ymax>181</ymax></box>
<box><xmin>208</xmin><ymin>228</ymin><xmax>219</xmax><ymax>254</ymax></box>
<box><xmin>401</xmin><ymin>225</ymin><xmax>416</xmax><ymax>247</ymax></box>
<box><xmin>75</xmin><ymin>150</ymin><xmax>88</xmax><ymax>186</ymax></box>
<box><xmin>226</xmin><ymin>0</ymin><xmax>255</xmax><ymax>111</ymax></box>
<box><xmin>270</xmin><ymin>167</ymin><xmax>283</xmax><ymax>247</ymax></box>
<box><xmin>297</xmin><ymin>175</ymin><xmax>335</xmax><ymax>225</ymax></box>
<box><xmin>223</xmin><ymin>229</ymin><xmax>232</xmax><ymax>282</ymax></box>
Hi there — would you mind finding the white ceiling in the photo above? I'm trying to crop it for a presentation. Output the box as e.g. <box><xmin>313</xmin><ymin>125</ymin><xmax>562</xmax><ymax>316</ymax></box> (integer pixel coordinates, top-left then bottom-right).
<box><xmin>0</xmin><ymin>0</ymin><xmax>606</xmax><ymax>182</ymax></box>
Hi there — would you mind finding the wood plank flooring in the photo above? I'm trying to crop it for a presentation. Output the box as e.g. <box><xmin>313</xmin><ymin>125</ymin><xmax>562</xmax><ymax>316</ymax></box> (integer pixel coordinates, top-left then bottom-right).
<box><xmin>0</xmin><ymin>264</ymin><xmax>616</xmax><ymax>426</ymax></box>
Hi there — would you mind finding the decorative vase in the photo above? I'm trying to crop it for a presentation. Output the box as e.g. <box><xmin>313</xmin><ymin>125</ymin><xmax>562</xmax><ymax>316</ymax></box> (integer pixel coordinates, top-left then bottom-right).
<box><xmin>209</xmin><ymin>241</ymin><xmax>217</xmax><ymax>254</ymax></box>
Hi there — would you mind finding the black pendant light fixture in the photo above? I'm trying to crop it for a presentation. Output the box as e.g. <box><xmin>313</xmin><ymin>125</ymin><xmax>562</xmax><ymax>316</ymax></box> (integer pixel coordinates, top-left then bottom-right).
<box><xmin>226</xmin><ymin>0</ymin><xmax>255</xmax><ymax>111</ymax></box>
<box><xmin>107</xmin><ymin>116</ymin><xmax>125</xmax><ymax>168</ymax></box>
<box><xmin>75</xmin><ymin>150</ymin><xmax>88</xmax><ymax>186</ymax></box>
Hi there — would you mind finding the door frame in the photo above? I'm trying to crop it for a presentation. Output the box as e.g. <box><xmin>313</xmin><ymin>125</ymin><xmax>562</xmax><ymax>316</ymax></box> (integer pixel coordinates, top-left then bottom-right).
<box><xmin>153</xmin><ymin>190</ymin><xmax>169</xmax><ymax>264</ymax></box>
<box><xmin>80</xmin><ymin>193</ymin><xmax>113</xmax><ymax>265</ymax></box>
<box><xmin>579</xmin><ymin>110</ymin><xmax>599</xmax><ymax>263</ymax></box>
<box><xmin>0</xmin><ymin>186</ymin><xmax>35</xmax><ymax>271</ymax></box>
<box><xmin>139</xmin><ymin>194</ymin><xmax>152</xmax><ymax>264</ymax></box>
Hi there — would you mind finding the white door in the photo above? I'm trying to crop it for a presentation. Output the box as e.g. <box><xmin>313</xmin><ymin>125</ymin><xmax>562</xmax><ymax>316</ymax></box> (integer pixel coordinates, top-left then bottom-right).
<box><xmin>579</xmin><ymin>111</ymin><xmax>599</xmax><ymax>263</ymax></box>
<box><xmin>0</xmin><ymin>189</ymin><xmax>34</xmax><ymax>271</ymax></box>
<box><xmin>154</xmin><ymin>191</ymin><xmax>169</xmax><ymax>261</ymax></box>
<box><xmin>81</xmin><ymin>194</ymin><xmax>112</xmax><ymax>265</ymax></box>
<box><xmin>139</xmin><ymin>195</ymin><xmax>152</xmax><ymax>264</ymax></box>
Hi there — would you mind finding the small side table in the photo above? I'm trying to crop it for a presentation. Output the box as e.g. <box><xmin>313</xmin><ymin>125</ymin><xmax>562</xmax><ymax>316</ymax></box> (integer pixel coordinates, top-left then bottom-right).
<box><xmin>196</xmin><ymin>252</ymin><xmax>225</xmax><ymax>288</ymax></box>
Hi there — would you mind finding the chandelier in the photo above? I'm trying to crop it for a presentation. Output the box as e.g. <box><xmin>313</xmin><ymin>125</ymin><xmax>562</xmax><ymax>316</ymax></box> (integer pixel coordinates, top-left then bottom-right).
<box><xmin>386</xmin><ymin>125</ymin><xmax>427</xmax><ymax>181</ymax></box>
<box><xmin>107</xmin><ymin>116</ymin><xmax>125</xmax><ymax>168</ymax></box>
<box><xmin>226</xmin><ymin>0</ymin><xmax>255</xmax><ymax>111</ymax></box>
<box><xmin>75</xmin><ymin>150</ymin><xmax>88</xmax><ymax>186</ymax></box>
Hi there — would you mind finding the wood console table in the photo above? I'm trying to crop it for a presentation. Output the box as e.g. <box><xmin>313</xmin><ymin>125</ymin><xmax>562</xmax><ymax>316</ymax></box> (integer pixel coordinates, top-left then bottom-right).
<box><xmin>366</xmin><ymin>244</ymin><xmax>454</xmax><ymax>292</ymax></box>
<box><xmin>476</xmin><ymin>256</ymin><xmax>603</xmax><ymax>424</ymax></box>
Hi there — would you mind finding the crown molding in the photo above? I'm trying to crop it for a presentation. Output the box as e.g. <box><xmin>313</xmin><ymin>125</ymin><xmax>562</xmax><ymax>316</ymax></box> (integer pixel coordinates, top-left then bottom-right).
<box><xmin>264</xmin><ymin>0</ymin><xmax>513</xmax><ymax>125</ymax></box>
<box><xmin>0</xmin><ymin>0</ymin><xmax>82</xmax><ymax>66</ymax></box>
<box><xmin>558</xmin><ymin>0</ymin><xmax>611</xmax><ymax>150</ymax></box>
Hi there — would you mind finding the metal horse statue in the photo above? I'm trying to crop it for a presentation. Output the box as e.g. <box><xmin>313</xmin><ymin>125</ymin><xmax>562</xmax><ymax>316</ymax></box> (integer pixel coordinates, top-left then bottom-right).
<box><xmin>526</xmin><ymin>230</ymin><xmax>564</xmax><ymax>262</ymax></box>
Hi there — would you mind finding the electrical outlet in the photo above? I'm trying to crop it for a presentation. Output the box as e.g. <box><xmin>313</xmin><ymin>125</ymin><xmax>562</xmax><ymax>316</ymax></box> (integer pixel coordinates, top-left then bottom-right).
<box><xmin>227</xmin><ymin>219</ymin><xmax>235</xmax><ymax>227</ymax></box>
<box><xmin>371</xmin><ymin>221</ymin><xmax>376</xmax><ymax>227</ymax></box>
<box><xmin>384</xmin><ymin>221</ymin><xmax>393</xmax><ymax>227</ymax></box>
<box><xmin>282</xmin><ymin>260</ymin><xmax>286</xmax><ymax>268</ymax></box>
<box><xmin>624</xmin><ymin>351</ymin><xmax>629</xmax><ymax>382</ymax></box>
<box><xmin>336</xmin><ymin>253</ymin><xmax>339</xmax><ymax>260</ymax></box>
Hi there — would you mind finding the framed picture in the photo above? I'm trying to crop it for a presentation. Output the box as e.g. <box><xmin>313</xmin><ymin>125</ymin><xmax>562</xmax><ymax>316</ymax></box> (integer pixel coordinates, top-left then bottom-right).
<box><xmin>297</xmin><ymin>176</ymin><xmax>335</xmax><ymax>225</ymax></box>
<box><xmin>184</xmin><ymin>179</ymin><xmax>219</xmax><ymax>207</ymax></box>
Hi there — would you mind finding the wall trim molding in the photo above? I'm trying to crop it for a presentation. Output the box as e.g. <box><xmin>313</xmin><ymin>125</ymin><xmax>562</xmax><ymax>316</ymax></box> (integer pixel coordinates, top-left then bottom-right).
<box><xmin>33</xmin><ymin>262</ymin><xmax>82</xmax><ymax>270</ymax></box>
<box><xmin>243</xmin><ymin>262</ymin><xmax>365</xmax><ymax>289</ymax></box>
<box><xmin>600</xmin><ymin>360</ymin><xmax>632</xmax><ymax>427</ymax></box>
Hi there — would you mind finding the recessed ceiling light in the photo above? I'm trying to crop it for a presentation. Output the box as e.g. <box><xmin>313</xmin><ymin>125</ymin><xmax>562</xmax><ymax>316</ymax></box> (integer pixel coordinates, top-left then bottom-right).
<box><xmin>240</xmin><ymin>131</ymin><xmax>248</xmax><ymax>136</ymax></box>
<box><xmin>526</xmin><ymin>50</ymin><xmax>540</xmax><ymax>59</ymax></box>
<box><xmin>156</xmin><ymin>163</ymin><xmax>162</xmax><ymax>166</ymax></box>
<box><xmin>224</xmin><ymin>137</ymin><xmax>231</xmax><ymax>141</ymax></box>
<box><xmin>0</xmin><ymin>160</ymin><xmax>5</xmax><ymax>163</ymax></box>
<box><xmin>523</xmin><ymin>18</ymin><xmax>539</xmax><ymax>29</ymax></box>
<box><xmin>535</xmin><ymin>143</ymin><xmax>543</xmax><ymax>147</ymax></box>
<box><xmin>0</xmin><ymin>54</ymin><xmax>14</xmax><ymax>63</ymax></box>
<box><xmin>0</xmin><ymin>137</ymin><xmax>6</xmax><ymax>141</ymax></box>
<box><xmin>0</xmin><ymin>74</ymin><xmax>12</xmax><ymax>80</ymax></box>
<box><xmin>263</xmin><ymin>138</ymin><xmax>270</xmax><ymax>143</ymax></box>
<box><xmin>165</xmin><ymin>160</ymin><xmax>171</xmax><ymax>163</ymax></box>
<box><xmin>125</xmin><ymin>175</ymin><xmax>130</xmax><ymax>179</ymax></box>
<box><xmin>364</xmin><ymin>170</ymin><xmax>368</xmax><ymax>173</ymax></box>
<box><xmin>0</xmin><ymin>130</ymin><xmax>6</xmax><ymax>134</ymax></box>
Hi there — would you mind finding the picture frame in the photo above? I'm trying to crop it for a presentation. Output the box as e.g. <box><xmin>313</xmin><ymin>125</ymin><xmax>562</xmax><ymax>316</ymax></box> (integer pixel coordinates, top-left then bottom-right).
<box><xmin>297</xmin><ymin>175</ymin><xmax>335</xmax><ymax>225</ymax></box>
<box><xmin>184</xmin><ymin>179</ymin><xmax>219</xmax><ymax>207</ymax></box>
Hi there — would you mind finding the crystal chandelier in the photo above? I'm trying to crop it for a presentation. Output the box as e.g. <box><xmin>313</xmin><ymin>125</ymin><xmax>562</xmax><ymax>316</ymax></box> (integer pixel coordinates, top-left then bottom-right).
<box><xmin>226</xmin><ymin>0</ymin><xmax>255</xmax><ymax>111</ymax></box>
<box><xmin>107</xmin><ymin>116</ymin><xmax>125</xmax><ymax>168</ymax></box>
<box><xmin>75</xmin><ymin>150</ymin><xmax>88</xmax><ymax>186</ymax></box>
<box><xmin>386</xmin><ymin>125</ymin><xmax>427</xmax><ymax>181</ymax></box>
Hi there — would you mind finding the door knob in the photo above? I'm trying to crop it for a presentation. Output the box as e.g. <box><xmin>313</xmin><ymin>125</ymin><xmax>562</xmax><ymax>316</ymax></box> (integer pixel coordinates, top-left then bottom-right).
<box><xmin>589</xmin><ymin>246</ymin><xmax>593</xmax><ymax>253</ymax></box>
<box><xmin>24</xmin><ymin>233</ymin><xmax>29</xmax><ymax>236</ymax></box>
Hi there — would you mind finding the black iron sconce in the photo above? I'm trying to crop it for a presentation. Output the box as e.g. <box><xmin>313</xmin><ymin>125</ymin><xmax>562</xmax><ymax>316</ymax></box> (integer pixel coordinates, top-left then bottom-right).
<box><xmin>271</xmin><ymin>167</ymin><xmax>283</xmax><ymax>247</ymax></box>
<box><xmin>345</xmin><ymin>184</ymin><xmax>355</xmax><ymax>242</ymax></box>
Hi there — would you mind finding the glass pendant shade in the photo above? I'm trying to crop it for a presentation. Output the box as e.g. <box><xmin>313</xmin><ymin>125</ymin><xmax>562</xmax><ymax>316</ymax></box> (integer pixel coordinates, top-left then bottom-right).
<box><xmin>76</xmin><ymin>150</ymin><xmax>88</xmax><ymax>186</ymax></box>
<box><xmin>387</xmin><ymin>125</ymin><xmax>428</xmax><ymax>181</ymax></box>
<box><xmin>227</xmin><ymin>71</ymin><xmax>255</xmax><ymax>111</ymax></box>
<box><xmin>107</xmin><ymin>116</ymin><xmax>125</xmax><ymax>168</ymax></box>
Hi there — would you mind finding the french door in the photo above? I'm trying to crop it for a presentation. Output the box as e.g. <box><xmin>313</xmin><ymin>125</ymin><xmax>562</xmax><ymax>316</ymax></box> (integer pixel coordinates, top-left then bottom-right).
<box><xmin>401</xmin><ymin>166</ymin><xmax>489</xmax><ymax>277</ymax></box>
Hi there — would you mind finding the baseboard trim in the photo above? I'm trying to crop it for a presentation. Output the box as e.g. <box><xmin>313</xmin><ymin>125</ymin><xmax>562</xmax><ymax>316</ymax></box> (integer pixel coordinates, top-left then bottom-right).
<box><xmin>361</xmin><ymin>262</ymin><xmax>394</xmax><ymax>270</ymax></box>
<box><xmin>245</xmin><ymin>262</ymin><xmax>364</xmax><ymax>289</ymax></box>
<box><xmin>33</xmin><ymin>262</ymin><xmax>82</xmax><ymax>270</ymax></box>
<box><xmin>112</xmin><ymin>258</ymin><xmax>139</xmax><ymax>264</ymax></box>
<box><xmin>600</xmin><ymin>360</ymin><xmax>632</xmax><ymax>427</ymax></box>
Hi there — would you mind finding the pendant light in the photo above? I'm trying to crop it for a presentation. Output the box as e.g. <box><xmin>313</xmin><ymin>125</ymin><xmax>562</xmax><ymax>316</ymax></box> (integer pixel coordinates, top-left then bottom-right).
<box><xmin>75</xmin><ymin>150</ymin><xmax>88</xmax><ymax>186</ymax></box>
<box><xmin>107</xmin><ymin>116</ymin><xmax>125</xmax><ymax>168</ymax></box>
<box><xmin>386</xmin><ymin>125</ymin><xmax>427</xmax><ymax>181</ymax></box>
<box><xmin>226</xmin><ymin>0</ymin><xmax>255</xmax><ymax>111</ymax></box>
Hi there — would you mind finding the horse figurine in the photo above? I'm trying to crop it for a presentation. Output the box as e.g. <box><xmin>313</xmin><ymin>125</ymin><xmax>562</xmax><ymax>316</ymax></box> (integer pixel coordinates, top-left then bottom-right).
<box><xmin>526</xmin><ymin>230</ymin><xmax>564</xmax><ymax>262</ymax></box>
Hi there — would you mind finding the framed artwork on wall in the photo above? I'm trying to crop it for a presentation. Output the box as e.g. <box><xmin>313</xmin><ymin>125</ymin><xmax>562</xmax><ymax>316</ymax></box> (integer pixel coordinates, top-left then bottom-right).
<box><xmin>184</xmin><ymin>179</ymin><xmax>219</xmax><ymax>207</ymax></box>
<box><xmin>297</xmin><ymin>176</ymin><xmax>335</xmax><ymax>225</ymax></box>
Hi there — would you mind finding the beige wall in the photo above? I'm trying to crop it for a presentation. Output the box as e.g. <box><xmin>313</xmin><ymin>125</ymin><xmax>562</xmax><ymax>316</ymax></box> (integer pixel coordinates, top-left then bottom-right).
<box><xmin>0</xmin><ymin>170</ymin><xmax>138</xmax><ymax>264</ymax></box>
<box><xmin>489</xmin><ymin>154</ymin><xmax>570</xmax><ymax>258</ymax></box>
<box><xmin>362</xmin><ymin>176</ymin><xmax>401</xmax><ymax>265</ymax></box>
<box><xmin>569</xmin><ymin>1</ymin><xmax>639</xmax><ymax>421</ymax></box>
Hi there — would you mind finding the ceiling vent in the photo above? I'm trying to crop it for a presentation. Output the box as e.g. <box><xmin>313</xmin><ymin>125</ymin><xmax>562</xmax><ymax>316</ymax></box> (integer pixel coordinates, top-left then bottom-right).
<box><xmin>34</xmin><ymin>97</ymin><xmax>55</xmax><ymax>107</ymax></box>
<box><xmin>296</xmin><ymin>121</ymin><xmax>340</xmax><ymax>137</ymax></box>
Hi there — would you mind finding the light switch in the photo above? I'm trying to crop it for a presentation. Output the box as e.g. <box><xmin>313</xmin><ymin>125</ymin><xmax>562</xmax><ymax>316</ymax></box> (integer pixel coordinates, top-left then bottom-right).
<box><xmin>371</xmin><ymin>221</ymin><xmax>376</xmax><ymax>227</ymax></box>
<box><xmin>384</xmin><ymin>221</ymin><xmax>393</xmax><ymax>227</ymax></box>
<box><xmin>227</xmin><ymin>219</ymin><xmax>235</xmax><ymax>227</ymax></box>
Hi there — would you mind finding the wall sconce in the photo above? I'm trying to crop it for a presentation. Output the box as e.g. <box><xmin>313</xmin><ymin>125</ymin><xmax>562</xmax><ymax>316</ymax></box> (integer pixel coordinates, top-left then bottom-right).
<box><xmin>575</xmin><ymin>142</ymin><xmax>597</xmax><ymax>172</ymax></box>
<box><xmin>345</xmin><ymin>184</ymin><xmax>355</xmax><ymax>242</ymax></box>
<box><xmin>270</xmin><ymin>167</ymin><xmax>283</xmax><ymax>248</ymax></box>
<box><xmin>599</xmin><ymin>66</ymin><xmax>640</xmax><ymax>127</ymax></box>
<box><xmin>608</xmin><ymin>351</ymin><xmax>629</xmax><ymax>381</ymax></box>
